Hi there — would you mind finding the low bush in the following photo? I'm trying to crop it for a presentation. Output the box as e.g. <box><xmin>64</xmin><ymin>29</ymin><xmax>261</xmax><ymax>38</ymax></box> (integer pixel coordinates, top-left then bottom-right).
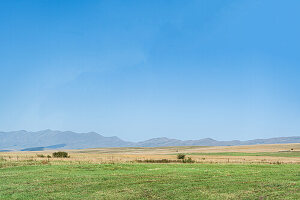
<box><xmin>177</xmin><ymin>153</ymin><xmax>186</xmax><ymax>160</ymax></box>
<box><xmin>136</xmin><ymin>159</ymin><xmax>182</xmax><ymax>163</ymax></box>
<box><xmin>136</xmin><ymin>159</ymin><xmax>171</xmax><ymax>163</ymax></box>
<box><xmin>37</xmin><ymin>154</ymin><xmax>45</xmax><ymax>158</ymax></box>
<box><xmin>183</xmin><ymin>157</ymin><xmax>195</xmax><ymax>163</ymax></box>
<box><xmin>136</xmin><ymin>158</ymin><xmax>196</xmax><ymax>164</ymax></box>
<box><xmin>52</xmin><ymin>152</ymin><xmax>69</xmax><ymax>158</ymax></box>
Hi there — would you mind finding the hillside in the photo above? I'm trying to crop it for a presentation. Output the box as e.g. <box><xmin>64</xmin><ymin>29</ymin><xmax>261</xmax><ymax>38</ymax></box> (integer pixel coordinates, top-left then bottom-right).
<box><xmin>0</xmin><ymin>130</ymin><xmax>299</xmax><ymax>151</ymax></box>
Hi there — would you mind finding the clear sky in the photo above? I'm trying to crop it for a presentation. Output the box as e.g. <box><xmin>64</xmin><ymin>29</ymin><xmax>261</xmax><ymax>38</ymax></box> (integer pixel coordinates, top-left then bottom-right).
<box><xmin>1</xmin><ymin>0</ymin><xmax>300</xmax><ymax>141</ymax></box>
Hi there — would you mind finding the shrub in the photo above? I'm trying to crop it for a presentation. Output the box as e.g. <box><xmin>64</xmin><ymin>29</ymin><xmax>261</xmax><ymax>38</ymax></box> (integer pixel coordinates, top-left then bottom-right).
<box><xmin>137</xmin><ymin>159</ymin><xmax>171</xmax><ymax>163</ymax></box>
<box><xmin>275</xmin><ymin>161</ymin><xmax>282</xmax><ymax>165</ymax></box>
<box><xmin>52</xmin><ymin>151</ymin><xmax>69</xmax><ymax>158</ymax></box>
<box><xmin>135</xmin><ymin>159</ymin><xmax>182</xmax><ymax>163</ymax></box>
<box><xmin>177</xmin><ymin>153</ymin><xmax>186</xmax><ymax>160</ymax></box>
<box><xmin>183</xmin><ymin>157</ymin><xmax>195</xmax><ymax>163</ymax></box>
<box><xmin>47</xmin><ymin>155</ymin><xmax>52</xmax><ymax>158</ymax></box>
<box><xmin>37</xmin><ymin>154</ymin><xmax>45</xmax><ymax>158</ymax></box>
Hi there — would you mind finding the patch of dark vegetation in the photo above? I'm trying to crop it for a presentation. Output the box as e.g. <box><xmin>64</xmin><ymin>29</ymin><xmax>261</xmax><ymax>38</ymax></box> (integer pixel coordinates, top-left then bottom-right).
<box><xmin>136</xmin><ymin>157</ymin><xmax>195</xmax><ymax>163</ymax></box>
<box><xmin>271</xmin><ymin>161</ymin><xmax>282</xmax><ymax>165</ymax></box>
<box><xmin>136</xmin><ymin>159</ymin><xmax>181</xmax><ymax>163</ymax></box>
<box><xmin>177</xmin><ymin>153</ymin><xmax>186</xmax><ymax>159</ymax></box>
<box><xmin>52</xmin><ymin>151</ymin><xmax>70</xmax><ymax>158</ymax></box>
<box><xmin>36</xmin><ymin>154</ymin><xmax>52</xmax><ymax>158</ymax></box>
<box><xmin>182</xmin><ymin>157</ymin><xmax>195</xmax><ymax>163</ymax></box>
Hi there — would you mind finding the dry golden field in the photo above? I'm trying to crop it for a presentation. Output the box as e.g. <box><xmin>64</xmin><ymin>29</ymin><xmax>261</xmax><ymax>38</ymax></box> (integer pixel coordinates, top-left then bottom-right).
<box><xmin>1</xmin><ymin>143</ymin><xmax>300</xmax><ymax>164</ymax></box>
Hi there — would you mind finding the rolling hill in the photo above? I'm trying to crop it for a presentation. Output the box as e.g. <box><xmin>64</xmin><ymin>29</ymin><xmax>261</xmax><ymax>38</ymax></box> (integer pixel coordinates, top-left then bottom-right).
<box><xmin>0</xmin><ymin>130</ymin><xmax>299</xmax><ymax>151</ymax></box>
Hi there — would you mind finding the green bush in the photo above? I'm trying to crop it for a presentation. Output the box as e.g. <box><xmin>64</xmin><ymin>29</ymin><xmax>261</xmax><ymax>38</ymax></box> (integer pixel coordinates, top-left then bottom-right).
<box><xmin>37</xmin><ymin>154</ymin><xmax>45</xmax><ymax>158</ymax></box>
<box><xmin>177</xmin><ymin>153</ymin><xmax>186</xmax><ymax>160</ymax></box>
<box><xmin>183</xmin><ymin>157</ymin><xmax>195</xmax><ymax>163</ymax></box>
<box><xmin>52</xmin><ymin>151</ymin><xmax>69</xmax><ymax>158</ymax></box>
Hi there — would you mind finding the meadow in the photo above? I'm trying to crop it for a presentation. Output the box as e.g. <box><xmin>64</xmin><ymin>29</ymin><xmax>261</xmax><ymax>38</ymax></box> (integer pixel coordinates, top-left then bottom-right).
<box><xmin>0</xmin><ymin>143</ymin><xmax>300</xmax><ymax>199</ymax></box>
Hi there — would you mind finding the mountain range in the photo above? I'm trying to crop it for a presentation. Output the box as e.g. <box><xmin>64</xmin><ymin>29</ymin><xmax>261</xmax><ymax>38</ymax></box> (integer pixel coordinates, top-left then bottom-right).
<box><xmin>0</xmin><ymin>130</ymin><xmax>299</xmax><ymax>151</ymax></box>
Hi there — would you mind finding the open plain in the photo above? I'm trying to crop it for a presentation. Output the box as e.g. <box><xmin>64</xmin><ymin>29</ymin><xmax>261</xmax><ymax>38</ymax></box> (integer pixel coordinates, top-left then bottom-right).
<box><xmin>0</xmin><ymin>144</ymin><xmax>300</xmax><ymax>199</ymax></box>
<box><xmin>1</xmin><ymin>143</ymin><xmax>300</xmax><ymax>164</ymax></box>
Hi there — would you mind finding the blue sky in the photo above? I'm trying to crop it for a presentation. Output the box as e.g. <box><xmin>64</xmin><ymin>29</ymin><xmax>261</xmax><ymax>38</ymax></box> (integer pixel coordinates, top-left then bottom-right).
<box><xmin>1</xmin><ymin>0</ymin><xmax>300</xmax><ymax>141</ymax></box>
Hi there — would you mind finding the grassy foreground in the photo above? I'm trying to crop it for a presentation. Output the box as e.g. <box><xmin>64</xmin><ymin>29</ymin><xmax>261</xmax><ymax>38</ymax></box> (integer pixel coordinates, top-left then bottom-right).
<box><xmin>0</xmin><ymin>162</ymin><xmax>299</xmax><ymax>200</ymax></box>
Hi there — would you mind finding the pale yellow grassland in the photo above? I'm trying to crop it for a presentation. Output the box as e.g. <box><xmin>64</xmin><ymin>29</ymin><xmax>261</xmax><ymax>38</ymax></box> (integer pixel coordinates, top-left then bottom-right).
<box><xmin>1</xmin><ymin>143</ymin><xmax>299</xmax><ymax>164</ymax></box>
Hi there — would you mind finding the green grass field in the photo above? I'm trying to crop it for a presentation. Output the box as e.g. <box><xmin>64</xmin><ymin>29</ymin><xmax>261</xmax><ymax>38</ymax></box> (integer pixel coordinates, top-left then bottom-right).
<box><xmin>185</xmin><ymin>151</ymin><xmax>300</xmax><ymax>157</ymax></box>
<box><xmin>0</xmin><ymin>161</ymin><xmax>299</xmax><ymax>199</ymax></box>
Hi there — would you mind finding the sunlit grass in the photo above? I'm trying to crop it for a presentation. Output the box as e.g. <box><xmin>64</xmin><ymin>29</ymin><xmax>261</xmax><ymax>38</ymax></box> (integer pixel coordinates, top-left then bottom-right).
<box><xmin>0</xmin><ymin>159</ymin><xmax>299</xmax><ymax>199</ymax></box>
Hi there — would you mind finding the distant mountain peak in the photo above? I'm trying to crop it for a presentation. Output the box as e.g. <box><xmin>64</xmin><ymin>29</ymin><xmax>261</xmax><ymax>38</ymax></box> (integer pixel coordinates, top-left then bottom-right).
<box><xmin>0</xmin><ymin>130</ymin><xmax>299</xmax><ymax>151</ymax></box>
